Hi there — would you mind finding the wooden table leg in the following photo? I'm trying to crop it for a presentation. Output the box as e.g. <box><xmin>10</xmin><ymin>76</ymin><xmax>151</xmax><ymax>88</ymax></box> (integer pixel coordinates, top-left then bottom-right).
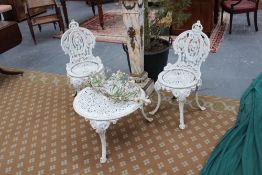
<box><xmin>214</xmin><ymin>0</ymin><xmax>220</xmax><ymax>24</ymax></box>
<box><xmin>0</xmin><ymin>67</ymin><xmax>23</xmax><ymax>75</ymax></box>
<box><xmin>97</xmin><ymin>0</ymin><xmax>104</xmax><ymax>29</ymax></box>
<box><xmin>88</xmin><ymin>0</ymin><xmax>96</xmax><ymax>15</ymax></box>
<box><xmin>60</xmin><ymin>0</ymin><xmax>102</xmax><ymax>29</ymax></box>
<box><xmin>60</xmin><ymin>0</ymin><xmax>69</xmax><ymax>27</ymax></box>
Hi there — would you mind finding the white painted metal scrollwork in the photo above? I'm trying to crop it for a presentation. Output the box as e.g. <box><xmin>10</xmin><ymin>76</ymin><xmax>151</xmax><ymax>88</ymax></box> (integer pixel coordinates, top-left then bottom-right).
<box><xmin>151</xmin><ymin>21</ymin><xmax>210</xmax><ymax>129</ymax></box>
<box><xmin>171</xmin><ymin>20</ymin><xmax>210</xmax><ymax>74</ymax></box>
<box><xmin>73</xmin><ymin>87</ymin><xmax>151</xmax><ymax>121</ymax></box>
<box><xmin>61</xmin><ymin>20</ymin><xmax>97</xmax><ymax>63</ymax></box>
<box><xmin>61</xmin><ymin>20</ymin><xmax>104</xmax><ymax>92</ymax></box>
<box><xmin>89</xmin><ymin>120</ymin><xmax>116</xmax><ymax>163</ymax></box>
<box><xmin>73</xmin><ymin>87</ymin><xmax>153</xmax><ymax>163</ymax></box>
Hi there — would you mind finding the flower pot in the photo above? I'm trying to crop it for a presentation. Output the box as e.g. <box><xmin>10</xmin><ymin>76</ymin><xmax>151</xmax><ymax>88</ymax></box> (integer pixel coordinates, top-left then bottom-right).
<box><xmin>144</xmin><ymin>39</ymin><xmax>170</xmax><ymax>82</ymax></box>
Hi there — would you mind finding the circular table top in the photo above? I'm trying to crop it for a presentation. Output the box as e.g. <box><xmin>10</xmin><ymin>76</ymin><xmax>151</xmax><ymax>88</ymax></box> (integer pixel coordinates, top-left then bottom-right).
<box><xmin>73</xmin><ymin>87</ymin><xmax>144</xmax><ymax>121</ymax></box>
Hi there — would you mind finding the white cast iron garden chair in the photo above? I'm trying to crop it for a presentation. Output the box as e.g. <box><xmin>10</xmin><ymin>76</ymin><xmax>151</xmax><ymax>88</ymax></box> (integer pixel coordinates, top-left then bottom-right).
<box><xmin>61</xmin><ymin>20</ymin><xmax>104</xmax><ymax>92</ymax></box>
<box><xmin>150</xmin><ymin>21</ymin><xmax>210</xmax><ymax>129</ymax></box>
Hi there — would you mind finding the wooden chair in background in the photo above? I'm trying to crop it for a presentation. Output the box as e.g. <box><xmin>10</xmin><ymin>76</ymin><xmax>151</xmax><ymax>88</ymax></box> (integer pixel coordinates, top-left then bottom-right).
<box><xmin>59</xmin><ymin>0</ymin><xmax>104</xmax><ymax>29</ymax></box>
<box><xmin>85</xmin><ymin>0</ymin><xmax>104</xmax><ymax>29</ymax></box>
<box><xmin>221</xmin><ymin>0</ymin><xmax>260</xmax><ymax>34</ymax></box>
<box><xmin>85</xmin><ymin>0</ymin><xmax>96</xmax><ymax>16</ymax></box>
<box><xmin>25</xmin><ymin>0</ymin><xmax>64</xmax><ymax>44</ymax></box>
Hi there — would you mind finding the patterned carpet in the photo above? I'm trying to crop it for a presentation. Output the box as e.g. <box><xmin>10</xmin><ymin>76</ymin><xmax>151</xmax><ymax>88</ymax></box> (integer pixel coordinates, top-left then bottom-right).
<box><xmin>81</xmin><ymin>10</ymin><xmax>229</xmax><ymax>53</ymax></box>
<box><xmin>0</xmin><ymin>70</ymin><xmax>239</xmax><ymax>175</ymax></box>
<box><xmin>81</xmin><ymin>10</ymin><xmax>125</xmax><ymax>43</ymax></box>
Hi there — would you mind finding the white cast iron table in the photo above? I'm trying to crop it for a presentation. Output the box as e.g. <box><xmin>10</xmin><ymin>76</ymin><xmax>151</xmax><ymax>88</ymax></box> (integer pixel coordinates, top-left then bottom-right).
<box><xmin>73</xmin><ymin>87</ymin><xmax>152</xmax><ymax>163</ymax></box>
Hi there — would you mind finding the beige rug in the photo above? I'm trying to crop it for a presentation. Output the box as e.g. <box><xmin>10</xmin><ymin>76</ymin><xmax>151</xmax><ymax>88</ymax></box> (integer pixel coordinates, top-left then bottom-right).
<box><xmin>0</xmin><ymin>70</ymin><xmax>239</xmax><ymax>175</ymax></box>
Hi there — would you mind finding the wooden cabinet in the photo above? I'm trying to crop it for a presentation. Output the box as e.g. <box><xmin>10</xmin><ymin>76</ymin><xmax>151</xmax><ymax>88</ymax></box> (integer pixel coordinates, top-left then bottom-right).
<box><xmin>171</xmin><ymin>0</ymin><xmax>219</xmax><ymax>36</ymax></box>
<box><xmin>0</xmin><ymin>0</ymin><xmax>45</xmax><ymax>21</ymax></box>
<box><xmin>0</xmin><ymin>21</ymin><xmax>22</xmax><ymax>54</ymax></box>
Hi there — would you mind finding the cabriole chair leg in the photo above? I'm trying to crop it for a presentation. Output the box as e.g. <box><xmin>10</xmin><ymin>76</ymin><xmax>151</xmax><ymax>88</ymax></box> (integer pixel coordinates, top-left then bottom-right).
<box><xmin>229</xmin><ymin>13</ymin><xmax>233</xmax><ymax>34</ymax></box>
<box><xmin>247</xmin><ymin>12</ymin><xmax>250</xmax><ymax>26</ymax></box>
<box><xmin>254</xmin><ymin>11</ymin><xmax>258</xmax><ymax>31</ymax></box>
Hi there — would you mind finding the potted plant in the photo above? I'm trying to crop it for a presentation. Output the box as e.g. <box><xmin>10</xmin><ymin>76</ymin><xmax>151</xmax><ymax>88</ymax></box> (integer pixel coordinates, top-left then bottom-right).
<box><xmin>144</xmin><ymin>0</ymin><xmax>191</xmax><ymax>81</ymax></box>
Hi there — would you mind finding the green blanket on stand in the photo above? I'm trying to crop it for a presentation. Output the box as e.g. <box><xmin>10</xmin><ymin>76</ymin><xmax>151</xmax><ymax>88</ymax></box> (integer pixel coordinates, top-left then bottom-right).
<box><xmin>201</xmin><ymin>73</ymin><xmax>262</xmax><ymax>175</ymax></box>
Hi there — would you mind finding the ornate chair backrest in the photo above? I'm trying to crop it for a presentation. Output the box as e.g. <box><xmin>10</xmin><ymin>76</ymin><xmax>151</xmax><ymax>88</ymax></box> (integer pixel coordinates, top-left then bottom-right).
<box><xmin>172</xmin><ymin>21</ymin><xmax>210</xmax><ymax>73</ymax></box>
<box><xmin>61</xmin><ymin>20</ymin><xmax>96</xmax><ymax>64</ymax></box>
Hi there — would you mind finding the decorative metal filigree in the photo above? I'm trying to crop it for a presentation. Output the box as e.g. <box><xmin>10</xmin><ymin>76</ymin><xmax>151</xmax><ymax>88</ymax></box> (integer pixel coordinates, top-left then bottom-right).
<box><xmin>73</xmin><ymin>85</ymin><xmax>152</xmax><ymax>163</ymax></box>
<box><xmin>61</xmin><ymin>20</ymin><xmax>104</xmax><ymax>92</ymax></box>
<box><xmin>150</xmin><ymin>21</ymin><xmax>210</xmax><ymax>130</ymax></box>
<box><xmin>61</xmin><ymin>20</ymin><xmax>97</xmax><ymax>64</ymax></box>
<box><xmin>171</xmin><ymin>20</ymin><xmax>210</xmax><ymax>73</ymax></box>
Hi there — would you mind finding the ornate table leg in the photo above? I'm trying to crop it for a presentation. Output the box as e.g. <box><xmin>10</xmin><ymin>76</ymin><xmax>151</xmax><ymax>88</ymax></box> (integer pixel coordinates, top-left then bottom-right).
<box><xmin>214</xmin><ymin>0</ymin><xmax>220</xmax><ymax>24</ymax></box>
<box><xmin>149</xmin><ymin>89</ymin><xmax>161</xmax><ymax>115</ymax></box>
<box><xmin>140</xmin><ymin>104</ymin><xmax>153</xmax><ymax>122</ymax></box>
<box><xmin>98</xmin><ymin>130</ymin><xmax>107</xmax><ymax>163</ymax></box>
<box><xmin>97</xmin><ymin>0</ymin><xmax>104</xmax><ymax>29</ymax></box>
<box><xmin>90</xmin><ymin>0</ymin><xmax>96</xmax><ymax>16</ymax></box>
<box><xmin>195</xmin><ymin>86</ymin><xmax>206</xmax><ymax>111</ymax></box>
<box><xmin>89</xmin><ymin>120</ymin><xmax>117</xmax><ymax>163</ymax></box>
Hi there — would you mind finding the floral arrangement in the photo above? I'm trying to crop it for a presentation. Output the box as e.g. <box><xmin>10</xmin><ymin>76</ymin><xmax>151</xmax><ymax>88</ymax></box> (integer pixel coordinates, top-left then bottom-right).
<box><xmin>80</xmin><ymin>70</ymin><xmax>146</xmax><ymax>103</ymax></box>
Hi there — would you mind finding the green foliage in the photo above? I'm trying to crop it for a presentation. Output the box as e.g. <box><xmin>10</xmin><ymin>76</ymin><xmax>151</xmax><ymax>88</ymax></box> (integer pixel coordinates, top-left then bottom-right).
<box><xmin>81</xmin><ymin>70</ymin><xmax>141</xmax><ymax>102</ymax></box>
<box><xmin>163</xmin><ymin>0</ymin><xmax>191</xmax><ymax>27</ymax></box>
<box><xmin>144</xmin><ymin>0</ymin><xmax>191</xmax><ymax>52</ymax></box>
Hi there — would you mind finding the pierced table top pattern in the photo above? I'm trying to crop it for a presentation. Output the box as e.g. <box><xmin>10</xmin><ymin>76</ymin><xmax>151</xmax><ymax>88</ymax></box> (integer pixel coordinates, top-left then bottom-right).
<box><xmin>73</xmin><ymin>87</ymin><xmax>145</xmax><ymax>121</ymax></box>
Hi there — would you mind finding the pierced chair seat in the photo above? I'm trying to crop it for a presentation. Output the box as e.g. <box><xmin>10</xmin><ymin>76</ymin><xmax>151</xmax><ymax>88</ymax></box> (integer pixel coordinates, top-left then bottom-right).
<box><xmin>158</xmin><ymin>67</ymin><xmax>199</xmax><ymax>89</ymax></box>
<box><xmin>61</xmin><ymin>20</ymin><xmax>104</xmax><ymax>92</ymax></box>
<box><xmin>150</xmin><ymin>21</ymin><xmax>210</xmax><ymax>130</ymax></box>
<box><xmin>66</xmin><ymin>60</ymin><xmax>104</xmax><ymax>78</ymax></box>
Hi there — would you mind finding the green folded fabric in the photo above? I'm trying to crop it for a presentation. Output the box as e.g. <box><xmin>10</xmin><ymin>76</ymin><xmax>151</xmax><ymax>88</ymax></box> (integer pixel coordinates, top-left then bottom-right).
<box><xmin>201</xmin><ymin>73</ymin><xmax>262</xmax><ymax>175</ymax></box>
